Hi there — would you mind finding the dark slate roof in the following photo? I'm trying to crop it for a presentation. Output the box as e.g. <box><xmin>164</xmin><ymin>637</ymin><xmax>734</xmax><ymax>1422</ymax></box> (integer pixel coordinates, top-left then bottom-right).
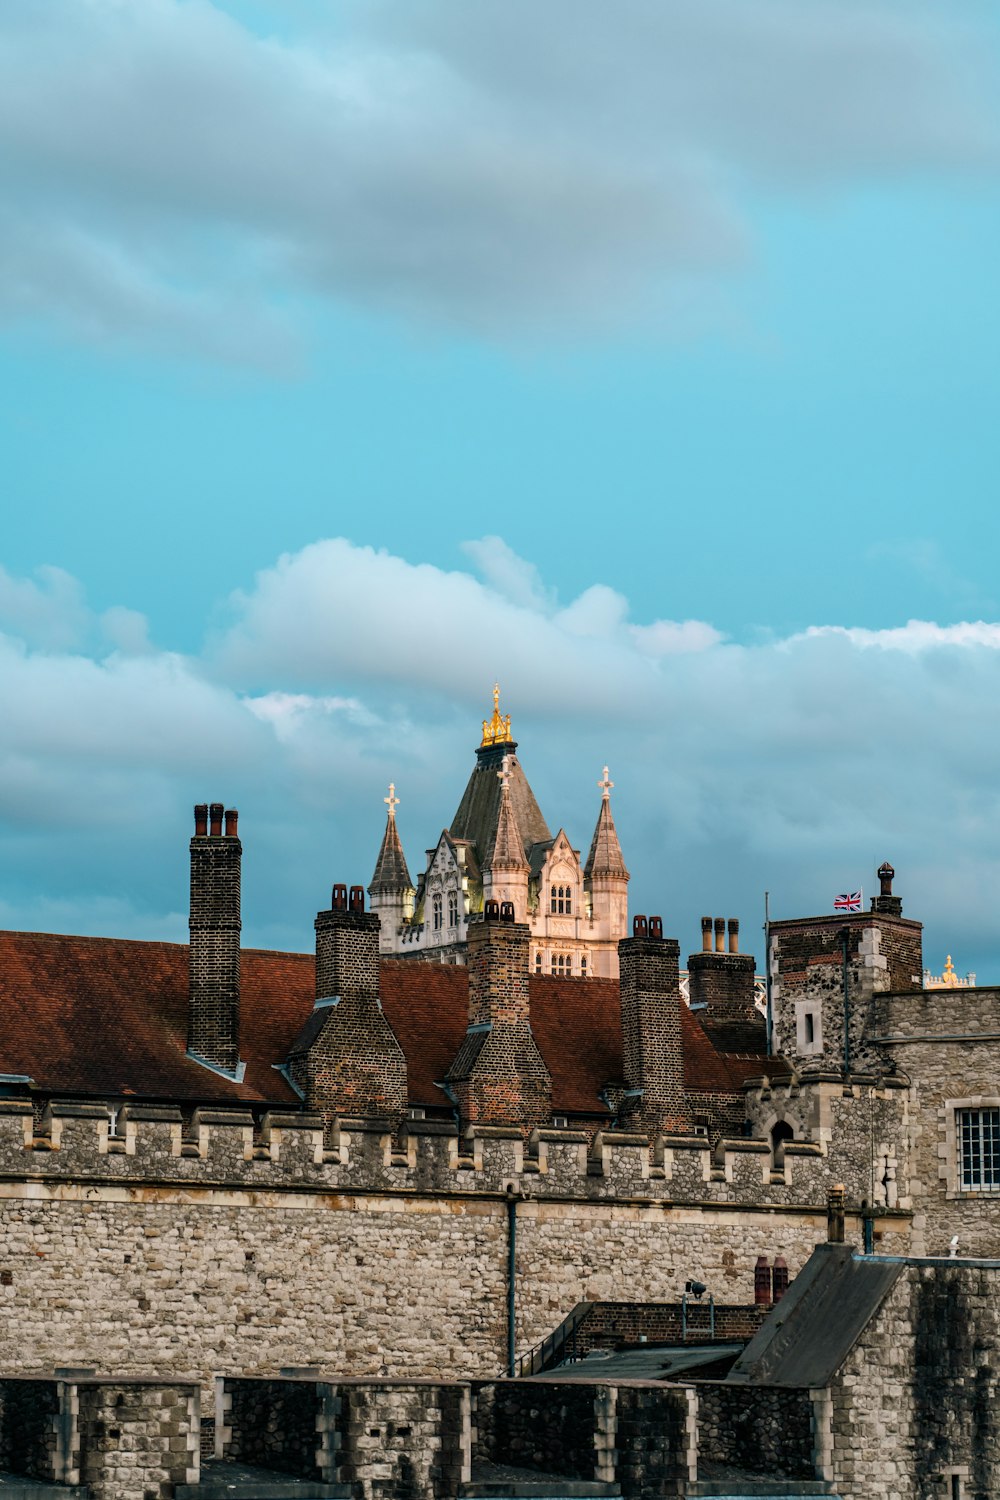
<box><xmin>0</xmin><ymin>931</ymin><xmax>749</xmax><ymax>1117</ymax></box>
<box><xmin>449</xmin><ymin>742</ymin><xmax>551</xmax><ymax>868</ymax></box>
<box><xmin>368</xmin><ymin>813</ymin><xmax>413</xmax><ymax>894</ymax></box>
<box><xmin>727</xmin><ymin>1243</ymin><xmax>905</xmax><ymax>1387</ymax></box>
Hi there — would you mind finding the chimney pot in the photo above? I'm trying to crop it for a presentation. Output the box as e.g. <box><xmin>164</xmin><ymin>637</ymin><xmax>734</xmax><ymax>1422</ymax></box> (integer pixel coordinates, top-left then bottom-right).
<box><xmin>194</xmin><ymin>804</ymin><xmax>208</xmax><ymax>837</ymax></box>
<box><xmin>331</xmin><ymin>884</ymin><xmax>348</xmax><ymax>912</ymax></box>
<box><xmin>649</xmin><ymin>916</ymin><xmax>663</xmax><ymax>940</ymax></box>
<box><xmin>633</xmin><ymin>915</ymin><xmax>648</xmax><ymax>938</ymax></box>
<box><xmin>701</xmin><ymin>917</ymin><xmax>712</xmax><ymax>952</ymax></box>
<box><xmin>500</xmin><ymin>900</ymin><xmax>514</xmax><ymax>923</ymax></box>
<box><xmin>349</xmin><ymin>885</ymin><xmax>365</xmax><ymax>913</ymax></box>
<box><xmin>209</xmin><ymin>803</ymin><xmax>224</xmax><ymax>836</ymax></box>
<box><xmin>754</xmin><ymin>1256</ymin><xmax>772</xmax><ymax>1307</ymax></box>
<box><xmin>225</xmin><ymin>808</ymin><xmax>239</xmax><ymax>838</ymax></box>
<box><xmin>714</xmin><ymin>917</ymin><xmax>725</xmax><ymax>953</ymax></box>
<box><xmin>772</xmin><ymin>1256</ymin><xmax>789</xmax><ymax>1303</ymax></box>
<box><xmin>728</xmin><ymin>918</ymin><xmax>739</xmax><ymax>954</ymax></box>
<box><xmin>485</xmin><ymin>899</ymin><xmax>500</xmax><ymax>921</ymax></box>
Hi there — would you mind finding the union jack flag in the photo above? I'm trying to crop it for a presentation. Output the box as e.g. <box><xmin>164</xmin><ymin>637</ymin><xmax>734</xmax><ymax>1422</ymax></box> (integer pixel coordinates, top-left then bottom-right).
<box><xmin>834</xmin><ymin>891</ymin><xmax>863</xmax><ymax>912</ymax></box>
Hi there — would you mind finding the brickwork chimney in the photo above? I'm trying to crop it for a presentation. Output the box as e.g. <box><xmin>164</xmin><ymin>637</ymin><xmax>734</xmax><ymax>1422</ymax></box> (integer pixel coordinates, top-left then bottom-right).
<box><xmin>445</xmin><ymin>910</ymin><xmax>550</xmax><ymax>1129</ymax></box>
<box><xmin>286</xmin><ymin>885</ymin><xmax>407</xmax><ymax>1130</ymax></box>
<box><xmin>618</xmin><ymin>917</ymin><xmax>689</xmax><ymax>1135</ymax></box>
<box><xmin>688</xmin><ymin>915</ymin><xmax>757</xmax><ymax>1023</ymax></box>
<box><xmin>188</xmin><ymin>801</ymin><xmax>242</xmax><ymax>1075</ymax></box>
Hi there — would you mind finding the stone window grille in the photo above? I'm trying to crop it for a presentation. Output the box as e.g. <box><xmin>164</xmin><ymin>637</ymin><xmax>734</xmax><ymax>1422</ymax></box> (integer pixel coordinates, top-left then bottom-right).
<box><xmin>958</xmin><ymin>1107</ymin><xmax>1000</xmax><ymax>1191</ymax></box>
<box><xmin>448</xmin><ymin>893</ymin><xmax>459</xmax><ymax>927</ymax></box>
<box><xmin>433</xmin><ymin>894</ymin><xmax>443</xmax><ymax>931</ymax></box>
<box><xmin>550</xmin><ymin>885</ymin><xmax>572</xmax><ymax>915</ymax></box>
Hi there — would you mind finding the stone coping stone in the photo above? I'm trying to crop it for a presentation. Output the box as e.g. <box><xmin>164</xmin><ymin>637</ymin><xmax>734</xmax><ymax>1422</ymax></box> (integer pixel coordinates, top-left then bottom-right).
<box><xmin>0</xmin><ymin>1476</ymin><xmax>87</xmax><ymax>1500</ymax></box>
<box><xmin>176</xmin><ymin>1461</ymin><xmax>350</xmax><ymax>1500</ymax></box>
<box><xmin>462</xmin><ymin>1488</ymin><xmax>620</xmax><ymax>1499</ymax></box>
<box><xmin>688</xmin><ymin>1487</ymin><xmax>836</xmax><ymax>1497</ymax></box>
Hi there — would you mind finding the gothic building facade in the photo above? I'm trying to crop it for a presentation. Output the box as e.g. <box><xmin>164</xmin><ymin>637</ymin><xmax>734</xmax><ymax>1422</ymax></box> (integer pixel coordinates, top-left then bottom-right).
<box><xmin>368</xmin><ymin>687</ymin><xmax>629</xmax><ymax>978</ymax></box>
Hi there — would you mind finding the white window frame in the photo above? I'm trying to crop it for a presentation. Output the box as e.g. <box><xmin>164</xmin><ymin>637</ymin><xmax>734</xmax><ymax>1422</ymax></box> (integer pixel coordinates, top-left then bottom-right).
<box><xmin>943</xmin><ymin>1097</ymin><xmax>1000</xmax><ymax>1197</ymax></box>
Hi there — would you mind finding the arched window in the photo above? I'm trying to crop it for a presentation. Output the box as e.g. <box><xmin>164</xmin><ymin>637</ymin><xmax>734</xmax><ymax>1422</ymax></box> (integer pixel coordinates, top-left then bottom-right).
<box><xmin>448</xmin><ymin>893</ymin><xmax>459</xmax><ymax>927</ymax></box>
<box><xmin>551</xmin><ymin>954</ymin><xmax>571</xmax><ymax>976</ymax></box>
<box><xmin>580</xmin><ymin>956</ymin><xmax>587</xmax><ymax>977</ymax></box>
<box><xmin>433</xmin><ymin>894</ymin><xmax>443</xmax><ymax>930</ymax></box>
<box><xmin>534</xmin><ymin>952</ymin><xmax>542</xmax><ymax>974</ymax></box>
<box><xmin>550</xmin><ymin>885</ymin><xmax>573</xmax><ymax>915</ymax></box>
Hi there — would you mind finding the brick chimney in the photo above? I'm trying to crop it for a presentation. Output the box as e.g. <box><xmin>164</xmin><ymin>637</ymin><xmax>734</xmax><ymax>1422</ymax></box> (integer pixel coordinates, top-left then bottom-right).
<box><xmin>445</xmin><ymin>906</ymin><xmax>550</xmax><ymax>1129</ymax></box>
<box><xmin>687</xmin><ymin>916</ymin><xmax>757</xmax><ymax>1022</ymax></box>
<box><xmin>188</xmin><ymin>802</ymin><xmax>242</xmax><ymax>1075</ymax></box>
<box><xmin>618</xmin><ymin>916</ymin><xmax>689</xmax><ymax>1134</ymax></box>
<box><xmin>286</xmin><ymin>885</ymin><xmax>407</xmax><ymax>1129</ymax></box>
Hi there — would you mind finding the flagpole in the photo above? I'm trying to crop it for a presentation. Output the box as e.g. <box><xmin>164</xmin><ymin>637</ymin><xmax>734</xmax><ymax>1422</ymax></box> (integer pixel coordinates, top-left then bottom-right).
<box><xmin>764</xmin><ymin>890</ymin><xmax>773</xmax><ymax>1056</ymax></box>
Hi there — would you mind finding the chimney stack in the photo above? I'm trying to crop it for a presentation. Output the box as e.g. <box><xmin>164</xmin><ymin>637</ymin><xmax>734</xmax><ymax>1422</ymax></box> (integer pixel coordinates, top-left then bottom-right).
<box><xmin>687</xmin><ymin>916</ymin><xmax>757</xmax><ymax>1023</ymax></box>
<box><xmin>618</xmin><ymin>916</ymin><xmax>689</xmax><ymax>1135</ymax></box>
<box><xmin>445</xmin><ymin>908</ymin><xmax>550</xmax><ymax>1129</ymax></box>
<box><xmin>286</xmin><ymin>883</ymin><xmax>407</xmax><ymax>1130</ymax></box>
<box><xmin>188</xmin><ymin>802</ymin><xmax>242</xmax><ymax>1075</ymax></box>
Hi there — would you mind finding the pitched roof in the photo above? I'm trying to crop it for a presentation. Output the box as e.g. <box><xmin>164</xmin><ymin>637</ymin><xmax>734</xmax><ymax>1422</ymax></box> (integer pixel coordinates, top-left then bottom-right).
<box><xmin>584</xmin><ymin>796</ymin><xmax>629</xmax><ymax>880</ymax></box>
<box><xmin>368</xmin><ymin>812</ymin><xmax>413</xmax><ymax>894</ymax></box>
<box><xmin>0</xmin><ymin>931</ymin><xmax>747</xmax><ymax>1118</ymax></box>
<box><xmin>449</xmin><ymin>742</ymin><xmax>551</xmax><ymax>866</ymax></box>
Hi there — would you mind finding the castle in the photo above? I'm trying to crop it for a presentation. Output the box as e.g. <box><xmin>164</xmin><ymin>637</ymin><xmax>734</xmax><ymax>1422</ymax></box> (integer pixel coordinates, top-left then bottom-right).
<box><xmin>368</xmin><ymin>687</ymin><xmax>629</xmax><ymax>978</ymax></box>
<box><xmin>1</xmin><ymin>699</ymin><xmax>999</xmax><ymax>1498</ymax></box>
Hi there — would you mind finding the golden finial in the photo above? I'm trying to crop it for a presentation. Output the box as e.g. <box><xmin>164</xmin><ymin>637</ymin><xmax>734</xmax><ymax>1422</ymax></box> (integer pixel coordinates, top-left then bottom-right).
<box><xmin>480</xmin><ymin>682</ymin><xmax>514</xmax><ymax>747</ymax></box>
<box><xmin>943</xmin><ymin>955</ymin><xmax>957</xmax><ymax>986</ymax></box>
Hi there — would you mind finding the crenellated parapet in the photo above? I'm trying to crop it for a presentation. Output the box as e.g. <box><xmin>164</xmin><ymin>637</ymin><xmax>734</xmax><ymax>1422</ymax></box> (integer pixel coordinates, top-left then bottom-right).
<box><xmin>743</xmin><ymin>1069</ymin><xmax>911</xmax><ymax>1212</ymax></box>
<box><xmin>0</xmin><ymin>1096</ymin><xmax>912</xmax><ymax>1223</ymax></box>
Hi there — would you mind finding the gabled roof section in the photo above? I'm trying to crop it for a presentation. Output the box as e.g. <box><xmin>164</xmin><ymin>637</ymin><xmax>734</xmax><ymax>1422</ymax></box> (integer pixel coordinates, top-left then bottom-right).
<box><xmin>449</xmin><ymin>741</ymin><xmax>551</xmax><ymax>867</ymax></box>
<box><xmin>368</xmin><ymin>808</ymin><xmax>413</xmax><ymax>895</ymax></box>
<box><xmin>584</xmin><ymin>792</ymin><xmax>628</xmax><ymax>881</ymax></box>
<box><xmin>727</xmin><ymin>1243</ymin><xmax>905</xmax><ymax>1387</ymax></box>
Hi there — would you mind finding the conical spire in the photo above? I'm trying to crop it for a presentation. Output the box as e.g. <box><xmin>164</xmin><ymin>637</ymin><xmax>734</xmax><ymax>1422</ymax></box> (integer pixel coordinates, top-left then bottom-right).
<box><xmin>488</xmin><ymin>755</ymin><xmax>529</xmax><ymax>871</ymax></box>
<box><xmin>368</xmin><ymin>783</ymin><xmax>413</xmax><ymax>894</ymax></box>
<box><xmin>584</xmin><ymin>766</ymin><xmax>629</xmax><ymax>880</ymax></box>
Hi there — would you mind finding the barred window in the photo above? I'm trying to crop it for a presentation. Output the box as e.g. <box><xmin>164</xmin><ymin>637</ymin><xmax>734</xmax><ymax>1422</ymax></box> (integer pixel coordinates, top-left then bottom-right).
<box><xmin>958</xmin><ymin>1108</ymin><xmax>1000</xmax><ymax>1191</ymax></box>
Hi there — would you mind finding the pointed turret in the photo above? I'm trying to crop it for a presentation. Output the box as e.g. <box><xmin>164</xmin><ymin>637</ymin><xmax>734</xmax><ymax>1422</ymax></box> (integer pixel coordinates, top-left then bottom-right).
<box><xmin>367</xmin><ymin>783</ymin><xmax>415</xmax><ymax>954</ymax></box>
<box><xmin>483</xmin><ymin>753</ymin><xmax>529</xmax><ymax>922</ymax></box>
<box><xmin>584</xmin><ymin>767</ymin><xmax>630</xmax><ymax>974</ymax></box>
<box><xmin>584</xmin><ymin>767</ymin><xmax>629</xmax><ymax>881</ymax></box>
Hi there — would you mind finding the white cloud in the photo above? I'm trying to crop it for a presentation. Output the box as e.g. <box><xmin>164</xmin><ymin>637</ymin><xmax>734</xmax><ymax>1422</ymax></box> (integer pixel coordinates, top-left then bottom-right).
<box><xmin>4</xmin><ymin>542</ymin><xmax>1000</xmax><ymax>974</ymax></box>
<box><xmin>0</xmin><ymin>564</ymin><xmax>91</xmax><ymax>650</ymax></box>
<box><xmin>0</xmin><ymin>0</ymin><xmax>995</xmax><ymax>354</ymax></box>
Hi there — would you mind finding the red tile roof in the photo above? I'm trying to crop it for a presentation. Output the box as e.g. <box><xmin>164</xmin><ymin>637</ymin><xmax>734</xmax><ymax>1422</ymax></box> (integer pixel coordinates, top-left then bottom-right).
<box><xmin>0</xmin><ymin>932</ymin><xmax>747</xmax><ymax>1115</ymax></box>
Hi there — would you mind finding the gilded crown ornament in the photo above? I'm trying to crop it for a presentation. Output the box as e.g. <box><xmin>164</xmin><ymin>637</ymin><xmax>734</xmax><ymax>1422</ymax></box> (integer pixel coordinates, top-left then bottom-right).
<box><xmin>480</xmin><ymin>683</ymin><xmax>514</xmax><ymax>747</ymax></box>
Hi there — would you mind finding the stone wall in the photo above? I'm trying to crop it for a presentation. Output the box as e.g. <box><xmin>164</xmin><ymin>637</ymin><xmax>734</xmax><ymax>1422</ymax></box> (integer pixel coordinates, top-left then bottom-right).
<box><xmin>0</xmin><ymin>1099</ymin><xmax>917</xmax><ymax>1398</ymax></box>
<box><xmin>74</xmin><ymin>1381</ymin><xmax>200</xmax><ymax>1500</ymax></box>
<box><xmin>825</xmin><ymin>1261</ymin><xmax>1000</xmax><ymax>1500</ymax></box>
<box><xmin>0</xmin><ymin>1378</ymin><xmax>61</xmax><ymax>1481</ymax></box>
<box><xmin>334</xmin><ymin>1383</ymin><xmax>470</xmax><ymax>1500</ymax></box>
<box><xmin>872</xmin><ymin>987</ymin><xmax>1000</xmax><ymax>1257</ymax></box>
<box><xmin>695</xmin><ymin>1382</ymin><xmax>815</xmax><ymax>1481</ymax></box>
<box><xmin>224</xmin><ymin>1377</ymin><xmax>333</xmax><ymax>1480</ymax></box>
<box><xmin>474</xmin><ymin>1380</ymin><xmax>602</xmax><ymax>1480</ymax></box>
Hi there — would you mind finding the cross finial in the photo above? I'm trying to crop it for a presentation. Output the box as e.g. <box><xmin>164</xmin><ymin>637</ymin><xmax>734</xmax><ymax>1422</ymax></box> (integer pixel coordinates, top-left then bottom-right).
<box><xmin>497</xmin><ymin>753</ymin><xmax>512</xmax><ymax>794</ymax></box>
<box><xmin>598</xmin><ymin>766</ymin><xmax>614</xmax><ymax>800</ymax></box>
<box><xmin>384</xmin><ymin>782</ymin><xmax>400</xmax><ymax>819</ymax></box>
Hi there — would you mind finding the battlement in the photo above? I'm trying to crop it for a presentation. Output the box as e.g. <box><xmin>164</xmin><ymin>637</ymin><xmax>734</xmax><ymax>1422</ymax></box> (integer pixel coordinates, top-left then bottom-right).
<box><xmin>0</xmin><ymin>1096</ymin><xmax>910</xmax><ymax>1218</ymax></box>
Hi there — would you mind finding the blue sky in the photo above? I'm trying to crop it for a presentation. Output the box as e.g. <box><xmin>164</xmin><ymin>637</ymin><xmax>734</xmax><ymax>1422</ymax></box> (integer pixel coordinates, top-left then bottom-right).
<box><xmin>2</xmin><ymin>0</ymin><xmax>1000</xmax><ymax>979</ymax></box>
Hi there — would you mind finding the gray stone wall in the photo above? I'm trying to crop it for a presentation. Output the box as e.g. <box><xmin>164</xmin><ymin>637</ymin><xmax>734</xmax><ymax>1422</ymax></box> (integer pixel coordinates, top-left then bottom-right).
<box><xmin>75</xmin><ymin>1382</ymin><xmax>199</xmax><ymax>1500</ymax></box>
<box><xmin>873</xmin><ymin>987</ymin><xmax>1000</xmax><ymax>1257</ymax></box>
<box><xmin>826</xmin><ymin>1262</ymin><xmax>1000</xmax><ymax>1500</ymax></box>
<box><xmin>695</xmin><ymin>1383</ymin><xmax>815</xmax><ymax>1481</ymax></box>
